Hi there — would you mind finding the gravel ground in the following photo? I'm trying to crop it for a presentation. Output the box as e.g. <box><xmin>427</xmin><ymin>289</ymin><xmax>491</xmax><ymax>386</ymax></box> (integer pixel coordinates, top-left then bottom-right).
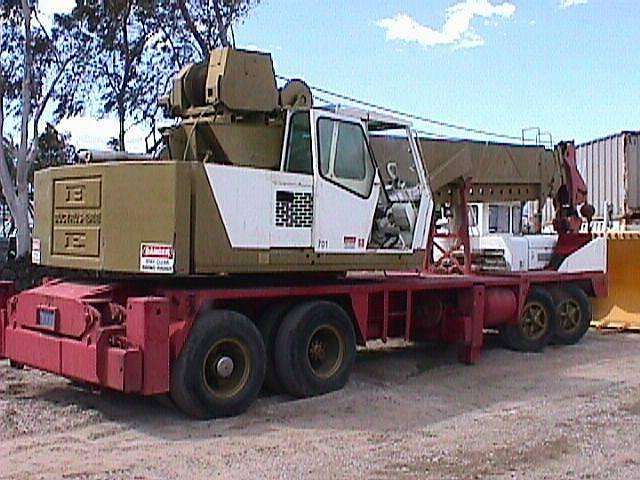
<box><xmin>1</xmin><ymin>331</ymin><xmax>639</xmax><ymax>480</ymax></box>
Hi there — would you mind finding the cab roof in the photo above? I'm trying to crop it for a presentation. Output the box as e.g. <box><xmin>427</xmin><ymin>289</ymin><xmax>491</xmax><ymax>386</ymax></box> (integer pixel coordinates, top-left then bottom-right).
<box><xmin>317</xmin><ymin>104</ymin><xmax>413</xmax><ymax>130</ymax></box>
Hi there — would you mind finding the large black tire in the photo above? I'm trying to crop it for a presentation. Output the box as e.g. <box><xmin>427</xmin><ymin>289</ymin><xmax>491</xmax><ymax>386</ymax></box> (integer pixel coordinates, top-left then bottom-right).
<box><xmin>170</xmin><ymin>310</ymin><xmax>266</xmax><ymax>420</ymax></box>
<box><xmin>274</xmin><ymin>301</ymin><xmax>356</xmax><ymax>398</ymax></box>
<box><xmin>500</xmin><ymin>288</ymin><xmax>556</xmax><ymax>352</ymax></box>
<box><xmin>257</xmin><ymin>302</ymin><xmax>292</xmax><ymax>393</ymax></box>
<box><xmin>551</xmin><ymin>285</ymin><xmax>592</xmax><ymax>345</ymax></box>
<box><xmin>9</xmin><ymin>360</ymin><xmax>24</xmax><ymax>370</ymax></box>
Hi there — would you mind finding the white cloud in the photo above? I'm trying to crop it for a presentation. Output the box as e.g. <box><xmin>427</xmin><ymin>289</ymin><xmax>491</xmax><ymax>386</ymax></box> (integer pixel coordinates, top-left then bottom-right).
<box><xmin>377</xmin><ymin>0</ymin><xmax>516</xmax><ymax>50</ymax></box>
<box><xmin>560</xmin><ymin>0</ymin><xmax>588</xmax><ymax>8</ymax></box>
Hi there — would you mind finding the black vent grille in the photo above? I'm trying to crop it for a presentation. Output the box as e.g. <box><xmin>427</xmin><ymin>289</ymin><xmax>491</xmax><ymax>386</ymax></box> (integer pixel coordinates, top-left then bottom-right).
<box><xmin>275</xmin><ymin>191</ymin><xmax>313</xmax><ymax>228</ymax></box>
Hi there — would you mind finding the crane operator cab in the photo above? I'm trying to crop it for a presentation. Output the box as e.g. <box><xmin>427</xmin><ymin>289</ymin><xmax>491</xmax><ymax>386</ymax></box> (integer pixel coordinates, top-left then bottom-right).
<box><xmin>278</xmin><ymin>105</ymin><xmax>432</xmax><ymax>255</ymax></box>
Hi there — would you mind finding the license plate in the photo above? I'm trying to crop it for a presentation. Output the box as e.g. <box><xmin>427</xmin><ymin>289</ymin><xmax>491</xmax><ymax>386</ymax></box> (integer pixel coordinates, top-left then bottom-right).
<box><xmin>37</xmin><ymin>309</ymin><xmax>56</xmax><ymax>329</ymax></box>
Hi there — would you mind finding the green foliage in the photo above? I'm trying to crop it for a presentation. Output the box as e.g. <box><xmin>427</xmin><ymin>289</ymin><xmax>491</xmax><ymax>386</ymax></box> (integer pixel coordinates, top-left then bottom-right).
<box><xmin>34</xmin><ymin>124</ymin><xmax>76</xmax><ymax>172</ymax></box>
<box><xmin>0</xmin><ymin>0</ymin><xmax>58</xmax><ymax>117</ymax></box>
<box><xmin>54</xmin><ymin>1</ymin><xmax>161</xmax><ymax>150</ymax></box>
<box><xmin>2</xmin><ymin>0</ymin><xmax>262</xmax><ymax>152</ymax></box>
<box><xmin>54</xmin><ymin>0</ymin><xmax>261</xmax><ymax>151</ymax></box>
<box><xmin>156</xmin><ymin>0</ymin><xmax>261</xmax><ymax>62</ymax></box>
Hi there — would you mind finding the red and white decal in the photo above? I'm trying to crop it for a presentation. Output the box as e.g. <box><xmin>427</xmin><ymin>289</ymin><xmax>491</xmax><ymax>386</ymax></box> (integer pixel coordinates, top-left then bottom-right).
<box><xmin>343</xmin><ymin>236</ymin><xmax>357</xmax><ymax>249</ymax></box>
<box><xmin>140</xmin><ymin>243</ymin><xmax>175</xmax><ymax>274</ymax></box>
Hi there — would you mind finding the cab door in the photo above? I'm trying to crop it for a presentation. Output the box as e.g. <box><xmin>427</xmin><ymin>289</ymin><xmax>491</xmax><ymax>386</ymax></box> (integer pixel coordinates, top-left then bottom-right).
<box><xmin>310</xmin><ymin>110</ymin><xmax>380</xmax><ymax>253</ymax></box>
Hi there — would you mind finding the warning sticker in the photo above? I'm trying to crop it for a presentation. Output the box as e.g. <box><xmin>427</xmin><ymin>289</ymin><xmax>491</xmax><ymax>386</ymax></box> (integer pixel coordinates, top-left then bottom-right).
<box><xmin>32</xmin><ymin>238</ymin><xmax>41</xmax><ymax>265</ymax></box>
<box><xmin>140</xmin><ymin>243</ymin><xmax>175</xmax><ymax>274</ymax></box>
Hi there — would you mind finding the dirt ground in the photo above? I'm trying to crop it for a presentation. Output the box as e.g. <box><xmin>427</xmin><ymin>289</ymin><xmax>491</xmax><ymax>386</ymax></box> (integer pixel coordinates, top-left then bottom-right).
<box><xmin>1</xmin><ymin>331</ymin><xmax>640</xmax><ymax>480</ymax></box>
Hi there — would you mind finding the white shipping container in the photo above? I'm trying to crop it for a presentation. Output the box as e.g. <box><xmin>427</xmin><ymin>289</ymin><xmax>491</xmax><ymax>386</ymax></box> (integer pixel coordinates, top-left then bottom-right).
<box><xmin>576</xmin><ymin>132</ymin><xmax>640</xmax><ymax>221</ymax></box>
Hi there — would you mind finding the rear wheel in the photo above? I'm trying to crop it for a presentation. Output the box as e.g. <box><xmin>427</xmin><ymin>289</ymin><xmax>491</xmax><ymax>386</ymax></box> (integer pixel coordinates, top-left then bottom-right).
<box><xmin>9</xmin><ymin>360</ymin><xmax>24</xmax><ymax>370</ymax></box>
<box><xmin>275</xmin><ymin>301</ymin><xmax>356</xmax><ymax>398</ymax></box>
<box><xmin>257</xmin><ymin>302</ymin><xmax>291</xmax><ymax>393</ymax></box>
<box><xmin>500</xmin><ymin>288</ymin><xmax>556</xmax><ymax>352</ymax></box>
<box><xmin>552</xmin><ymin>285</ymin><xmax>592</xmax><ymax>345</ymax></box>
<box><xmin>170</xmin><ymin>310</ymin><xmax>266</xmax><ymax>419</ymax></box>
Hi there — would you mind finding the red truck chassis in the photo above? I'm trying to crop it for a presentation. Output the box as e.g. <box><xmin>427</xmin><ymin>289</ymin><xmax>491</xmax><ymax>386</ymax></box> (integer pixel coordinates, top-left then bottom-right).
<box><xmin>0</xmin><ymin>144</ymin><xmax>606</xmax><ymax>418</ymax></box>
<box><xmin>0</xmin><ymin>270</ymin><xmax>606</xmax><ymax>406</ymax></box>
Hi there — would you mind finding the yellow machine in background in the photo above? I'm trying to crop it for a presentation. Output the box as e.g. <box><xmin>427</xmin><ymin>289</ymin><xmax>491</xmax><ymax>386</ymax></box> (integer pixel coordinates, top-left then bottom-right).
<box><xmin>575</xmin><ymin>132</ymin><xmax>640</xmax><ymax>331</ymax></box>
<box><xmin>592</xmin><ymin>233</ymin><xmax>640</xmax><ymax>330</ymax></box>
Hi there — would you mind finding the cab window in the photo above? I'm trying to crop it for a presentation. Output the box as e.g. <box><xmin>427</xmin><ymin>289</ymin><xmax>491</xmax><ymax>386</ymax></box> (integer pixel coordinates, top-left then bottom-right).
<box><xmin>317</xmin><ymin>118</ymin><xmax>375</xmax><ymax>198</ymax></box>
<box><xmin>284</xmin><ymin>112</ymin><xmax>313</xmax><ymax>174</ymax></box>
<box><xmin>511</xmin><ymin>204</ymin><xmax>523</xmax><ymax>234</ymax></box>
<box><xmin>469</xmin><ymin>204</ymin><xmax>479</xmax><ymax>227</ymax></box>
<box><xmin>489</xmin><ymin>205</ymin><xmax>511</xmax><ymax>234</ymax></box>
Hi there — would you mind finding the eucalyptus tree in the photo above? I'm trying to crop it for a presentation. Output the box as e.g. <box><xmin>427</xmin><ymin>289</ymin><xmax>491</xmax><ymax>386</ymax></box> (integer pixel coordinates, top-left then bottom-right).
<box><xmin>0</xmin><ymin>0</ymin><xmax>79</xmax><ymax>258</ymax></box>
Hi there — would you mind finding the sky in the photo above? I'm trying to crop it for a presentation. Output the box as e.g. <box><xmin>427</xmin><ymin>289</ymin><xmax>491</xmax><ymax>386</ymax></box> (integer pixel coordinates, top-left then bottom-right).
<box><xmin>233</xmin><ymin>0</ymin><xmax>638</xmax><ymax>145</ymax></box>
<box><xmin>44</xmin><ymin>0</ymin><xmax>639</xmax><ymax>150</ymax></box>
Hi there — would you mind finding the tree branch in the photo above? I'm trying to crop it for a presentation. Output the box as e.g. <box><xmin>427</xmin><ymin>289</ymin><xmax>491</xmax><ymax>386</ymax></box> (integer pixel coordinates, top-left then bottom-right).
<box><xmin>212</xmin><ymin>1</ymin><xmax>230</xmax><ymax>47</ymax></box>
<box><xmin>18</xmin><ymin>0</ymin><xmax>34</xmax><ymax>188</ymax></box>
<box><xmin>120</xmin><ymin>2</ymin><xmax>132</xmax><ymax>93</ymax></box>
<box><xmin>157</xmin><ymin>22</ymin><xmax>182</xmax><ymax>67</ymax></box>
<box><xmin>100</xmin><ymin>62</ymin><xmax>119</xmax><ymax>95</ymax></box>
<box><xmin>33</xmin><ymin>8</ymin><xmax>63</xmax><ymax>66</ymax></box>
<box><xmin>177</xmin><ymin>0</ymin><xmax>209</xmax><ymax>60</ymax></box>
<box><xmin>33</xmin><ymin>56</ymin><xmax>73</xmax><ymax>137</ymax></box>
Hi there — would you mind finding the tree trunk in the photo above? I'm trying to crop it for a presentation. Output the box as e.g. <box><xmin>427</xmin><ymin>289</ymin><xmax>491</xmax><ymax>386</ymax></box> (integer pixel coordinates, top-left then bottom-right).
<box><xmin>14</xmin><ymin>187</ymin><xmax>30</xmax><ymax>259</ymax></box>
<box><xmin>118</xmin><ymin>110</ymin><xmax>126</xmax><ymax>151</ymax></box>
<box><xmin>0</xmin><ymin>89</ymin><xmax>22</xmax><ymax>248</ymax></box>
<box><xmin>11</xmin><ymin>0</ymin><xmax>35</xmax><ymax>259</ymax></box>
<box><xmin>177</xmin><ymin>0</ymin><xmax>210</xmax><ymax>60</ymax></box>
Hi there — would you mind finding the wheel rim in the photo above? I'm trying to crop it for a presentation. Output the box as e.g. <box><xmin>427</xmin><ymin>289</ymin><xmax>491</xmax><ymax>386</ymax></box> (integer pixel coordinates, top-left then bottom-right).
<box><xmin>307</xmin><ymin>325</ymin><xmax>344</xmax><ymax>380</ymax></box>
<box><xmin>520</xmin><ymin>301</ymin><xmax>549</xmax><ymax>341</ymax></box>
<box><xmin>202</xmin><ymin>338</ymin><xmax>251</xmax><ymax>400</ymax></box>
<box><xmin>557</xmin><ymin>299</ymin><xmax>581</xmax><ymax>334</ymax></box>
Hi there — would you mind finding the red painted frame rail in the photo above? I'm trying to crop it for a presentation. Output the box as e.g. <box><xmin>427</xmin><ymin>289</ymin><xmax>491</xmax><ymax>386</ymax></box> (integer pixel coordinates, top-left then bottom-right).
<box><xmin>0</xmin><ymin>270</ymin><xmax>606</xmax><ymax>396</ymax></box>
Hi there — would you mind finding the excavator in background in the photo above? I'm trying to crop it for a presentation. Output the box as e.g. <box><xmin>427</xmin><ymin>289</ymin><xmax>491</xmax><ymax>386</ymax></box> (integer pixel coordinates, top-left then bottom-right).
<box><xmin>0</xmin><ymin>48</ymin><xmax>607</xmax><ymax>419</ymax></box>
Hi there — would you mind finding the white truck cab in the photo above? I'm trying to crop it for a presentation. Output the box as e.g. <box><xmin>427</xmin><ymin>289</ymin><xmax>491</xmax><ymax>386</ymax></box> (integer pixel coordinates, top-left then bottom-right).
<box><xmin>469</xmin><ymin>202</ymin><xmax>557</xmax><ymax>272</ymax></box>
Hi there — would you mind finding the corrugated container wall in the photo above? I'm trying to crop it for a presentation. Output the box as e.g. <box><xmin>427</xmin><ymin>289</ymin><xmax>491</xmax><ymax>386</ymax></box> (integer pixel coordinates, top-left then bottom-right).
<box><xmin>576</xmin><ymin>132</ymin><xmax>640</xmax><ymax>221</ymax></box>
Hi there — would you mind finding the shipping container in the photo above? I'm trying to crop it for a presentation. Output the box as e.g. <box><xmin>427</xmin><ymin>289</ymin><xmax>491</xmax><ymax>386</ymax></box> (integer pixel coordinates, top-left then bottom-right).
<box><xmin>576</xmin><ymin>132</ymin><xmax>640</xmax><ymax>222</ymax></box>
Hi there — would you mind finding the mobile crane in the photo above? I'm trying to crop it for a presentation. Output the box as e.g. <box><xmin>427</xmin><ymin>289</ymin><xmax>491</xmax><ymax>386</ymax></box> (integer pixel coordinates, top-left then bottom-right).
<box><xmin>0</xmin><ymin>48</ymin><xmax>606</xmax><ymax>418</ymax></box>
